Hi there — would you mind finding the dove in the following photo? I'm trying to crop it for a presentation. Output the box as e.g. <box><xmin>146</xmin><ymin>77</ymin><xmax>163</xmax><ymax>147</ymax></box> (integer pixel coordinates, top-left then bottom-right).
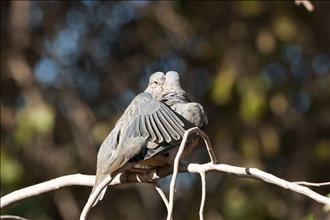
<box><xmin>160</xmin><ymin>71</ymin><xmax>208</xmax><ymax>158</ymax></box>
<box><xmin>132</xmin><ymin>71</ymin><xmax>208</xmax><ymax>167</ymax></box>
<box><xmin>89</xmin><ymin>71</ymin><xmax>191</xmax><ymax>207</ymax></box>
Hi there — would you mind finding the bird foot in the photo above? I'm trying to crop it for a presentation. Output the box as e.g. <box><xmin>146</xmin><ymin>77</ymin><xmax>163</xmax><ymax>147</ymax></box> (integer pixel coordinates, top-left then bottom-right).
<box><xmin>127</xmin><ymin>167</ymin><xmax>155</xmax><ymax>182</ymax></box>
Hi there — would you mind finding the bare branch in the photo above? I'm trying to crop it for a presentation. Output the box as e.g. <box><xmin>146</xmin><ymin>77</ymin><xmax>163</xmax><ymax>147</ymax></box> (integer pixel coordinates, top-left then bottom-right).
<box><xmin>199</xmin><ymin>172</ymin><xmax>206</xmax><ymax>220</ymax></box>
<box><xmin>0</xmin><ymin>216</ymin><xmax>28</xmax><ymax>220</ymax></box>
<box><xmin>154</xmin><ymin>183</ymin><xmax>170</xmax><ymax>211</ymax></box>
<box><xmin>1</xmin><ymin>163</ymin><xmax>329</xmax><ymax>211</ymax></box>
<box><xmin>294</xmin><ymin>181</ymin><xmax>330</xmax><ymax>187</ymax></box>
<box><xmin>80</xmin><ymin>175</ymin><xmax>113</xmax><ymax>220</ymax></box>
<box><xmin>167</xmin><ymin>127</ymin><xmax>217</xmax><ymax>220</ymax></box>
<box><xmin>166</xmin><ymin>127</ymin><xmax>192</xmax><ymax>220</ymax></box>
<box><xmin>0</xmin><ymin>174</ymin><xmax>93</xmax><ymax>208</ymax></box>
<box><xmin>1</xmin><ymin>136</ymin><xmax>329</xmax><ymax>220</ymax></box>
<box><xmin>0</xmin><ymin>165</ymin><xmax>179</xmax><ymax>209</ymax></box>
<box><xmin>295</xmin><ymin>0</ymin><xmax>314</xmax><ymax>12</ymax></box>
<box><xmin>0</xmin><ymin>162</ymin><xmax>328</xmax><ymax>216</ymax></box>
<box><xmin>186</xmin><ymin>163</ymin><xmax>330</xmax><ymax>206</ymax></box>
<box><xmin>195</xmin><ymin>129</ymin><xmax>217</xmax><ymax>164</ymax></box>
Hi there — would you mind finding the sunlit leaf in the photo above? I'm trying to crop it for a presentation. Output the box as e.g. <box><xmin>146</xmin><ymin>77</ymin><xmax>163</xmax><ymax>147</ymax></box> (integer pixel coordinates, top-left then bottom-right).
<box><xmin>256</xmin><ymin>30</ymin><xmax>276</xmax><ymax>54</ymax></box>
<box><xmin>0</xmin><ymin>151</ymin><xmax>23</xmax><ymax>186</ymax></box>
<box><xmin>314</xmin><ymin>139</ymin><xmax>330</xmax><ymax>161</ymax></box>
<box><xmin>238</xmin><ymin>77</ymin><xmax>267</xmax><ymax>123</ymax></box>
<box><xmin>240</xmin><ymin>90</ymin><xmax>266</xmax><ymax>123</ymax></box>
<box><xmin>238</xmin><ymin>1</ymin><xmax>264</xmax><ymax>17</ymax></box>
<box><xmin>273</xmin><ymin>16</ymin><xmax>297</xmax><ymax>42</ymax></box>
<box><xmin>270</xmin><ymin>93</ymin><xmax>288</xmax><ymax>115</ymax></box>
<box><xmin>211</xmin><ymin>68</ymin><xmax>236</xmax><ymax>105</ymax></box>
<box><xmin>260</xmin><ymin>127</ymin><xmax>280</xmax><ymax>158</ymax></box>
<box><xmin>224</xmin><ymin>188</ymin><xmax>247</xmax><ymax>218</ymax></box>
<box><xmin>304</xmin><ymin>213</ymin><xmax>315</xmax><ymax>220</ymax></box>
<box><xmin>266</xmin><ymin>199</ymin><xmax>287</xmax><ymax>219</ymax></box>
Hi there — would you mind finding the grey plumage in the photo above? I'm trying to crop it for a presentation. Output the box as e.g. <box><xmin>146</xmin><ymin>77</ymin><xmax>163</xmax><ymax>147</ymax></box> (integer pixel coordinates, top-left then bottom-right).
<box><xmin>133</xmin><ymin>71</ymin><xmax>208</xmax><ymax>167</ymax></box>
<box><xmin>160</xmin><ymin>71</ymin><xmax>208</xmax><ymax>158</ymax></box>
<box><xmin>91</xmin><ymin>71</ymin><xmax>207</xmax><ymax>206</ymax></box>
<box><xmin>91</xmin><ymin>72</ymin><xmax>191</xmax><ymax>204</ymax></box>
<box><xmin>162</xmin><ymin>71</ymin><xmax>208</xmax><ymax>128</ymax></box>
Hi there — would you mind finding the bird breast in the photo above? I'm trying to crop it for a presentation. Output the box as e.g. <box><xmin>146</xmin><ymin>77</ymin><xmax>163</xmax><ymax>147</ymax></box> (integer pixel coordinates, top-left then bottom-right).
<box><xmin>172</xmin><ymin>102</ymin><xmax>206</xmax><ymax>128</ymax></box>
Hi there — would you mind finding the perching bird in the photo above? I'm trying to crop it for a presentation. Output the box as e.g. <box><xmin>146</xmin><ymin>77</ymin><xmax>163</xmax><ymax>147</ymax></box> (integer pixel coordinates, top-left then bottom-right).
<box><xmin>91</xmin><ymin>72</ymin><xmax>191</xmax><ymax>205</ymax></box>
<box><xmin>132</xmin><ymin>71</ymin><xmax>208</xmax><ymax>167</ymax></box>
<box><xmin>160</xmin><ymin>71</ymin><xmax>208</xmax><ymax>158</ymax></box>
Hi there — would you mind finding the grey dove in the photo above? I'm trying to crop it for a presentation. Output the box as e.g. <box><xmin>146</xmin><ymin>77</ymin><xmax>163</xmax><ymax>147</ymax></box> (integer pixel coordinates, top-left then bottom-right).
<box><xmin>132</xmin><ymin>71</ymin><xmax>208</xmax><ymax>166</ymax></box>
<box><xmin>160</xmin><ymin>71</ymin><xmax>208</xmax><ymax>158</ymax></box>
<box><xmin>90</xmin><ymin>71</ymin><xmax>191</xmax><ymax>206</ymax></box>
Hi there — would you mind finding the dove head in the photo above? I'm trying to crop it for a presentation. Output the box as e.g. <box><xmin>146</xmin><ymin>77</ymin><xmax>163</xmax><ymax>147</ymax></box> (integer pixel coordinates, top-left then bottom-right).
<box><xmin>164</xmin><ymin>71</ymin><xmax>181</xmax><ymax>92</ymax></box>
<box><xmin>144</xmin><ymin>72</ymin><xmax>165</xmax><ymax>98</ymax></box>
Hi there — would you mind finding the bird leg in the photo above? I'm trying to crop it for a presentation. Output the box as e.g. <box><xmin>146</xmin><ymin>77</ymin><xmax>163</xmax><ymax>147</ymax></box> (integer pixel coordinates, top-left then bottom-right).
<box><xmin>126</xmin><ymin>166</ymin><xmax>156</xmax><ymax>182</ymax></box>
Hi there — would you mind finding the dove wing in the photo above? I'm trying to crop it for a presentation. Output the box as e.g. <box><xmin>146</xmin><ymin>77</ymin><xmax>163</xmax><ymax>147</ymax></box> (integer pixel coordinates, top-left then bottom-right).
<box><xmin>97</xmin><ymin>92</ymin><xmax>192</xmax><ymax>173</ymax></box>
<box><xmin>125</xmin><ymin>92</ymin><xmax>191</xmax><ymax>144</ymax></box>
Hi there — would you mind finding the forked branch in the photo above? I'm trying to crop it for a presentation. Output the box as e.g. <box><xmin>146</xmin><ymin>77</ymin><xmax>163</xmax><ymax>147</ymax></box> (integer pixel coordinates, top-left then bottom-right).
<box><xmin>1</xmin><ymin>128</ymin><xmax>329</xmax><ymax>220</ymax></box>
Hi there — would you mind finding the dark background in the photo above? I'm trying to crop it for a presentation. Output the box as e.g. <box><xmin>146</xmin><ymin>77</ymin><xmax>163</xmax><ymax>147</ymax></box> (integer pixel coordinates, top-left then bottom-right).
<box><xmin>1</xmin><ymin>1</ymin><xmax>329</xmax><ymax>220</ymax></box>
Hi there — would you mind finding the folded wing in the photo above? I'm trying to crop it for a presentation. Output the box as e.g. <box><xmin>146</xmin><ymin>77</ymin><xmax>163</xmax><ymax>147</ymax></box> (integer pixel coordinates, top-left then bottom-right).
<box><xmin>125</xmin><ymin>92</ymin><xmax>192</xmax><ymax>160</ymax></box>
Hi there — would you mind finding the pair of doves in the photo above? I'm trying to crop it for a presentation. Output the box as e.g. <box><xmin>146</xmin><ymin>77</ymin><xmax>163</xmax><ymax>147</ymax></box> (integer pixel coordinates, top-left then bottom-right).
<box><xmin>91</xmin><ymin>71</ymin><xmax>208</xmax><ymax>205</ymax></box>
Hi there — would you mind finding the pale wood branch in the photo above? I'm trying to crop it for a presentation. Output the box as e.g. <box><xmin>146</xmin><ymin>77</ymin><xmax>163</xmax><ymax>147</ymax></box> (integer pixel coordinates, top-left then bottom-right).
<box><xmin>187</xmin><ymin>163</ymin><xmax>330</xmax><ymax>206</ymax></box>
<box><xmin>154</xmin><ymin>183</ymin><xmax>170</xmax><ymax>211</ymax></box>
<box><xmin>1</xmin><ymin>163</ymin><xmax>329</xmax><ymax>211</ymax></box>
<box><xmin>295</xmin><ymin>0</ymin><xmax>314</xmax><ymax>12</ymax></box>
<box><xmin>0</xmin><ymin>215</ymin><xmax>28</xmax><ymax>220</ymax></box>
<box><xmin>80</xmin><ymin>175</ymin><xmax>113</xmax><ymax>220</ymax></box>
<box><xmin>294</xmin><ymin>181</ymin><xmax>330</xmax><ymax>187</ymax></box>
<box><xmin>199</xmin><ymin>172</ymin><xmax>206</xmax><ymax>220</ymax></box>
<box><xmin>166</xmin><ymin>128</ymin><xmax>192</xmax><ymax>220</ymax></box>
<box><xmin>167</xmin><ymin>127</ymin><xmax>217</xmax><ymax>220</ymax></box>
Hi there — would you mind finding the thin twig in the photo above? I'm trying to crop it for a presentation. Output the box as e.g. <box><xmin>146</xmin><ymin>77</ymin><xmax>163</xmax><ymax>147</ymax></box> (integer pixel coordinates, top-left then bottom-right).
<box><xmin>199</xmin><ymin>172</ymin><xmax>206</xmax><ymax>220</ymax></box>
<box><xmin>295</xmin><ymin>0</ymin><xmax>314</xmax><ymax>12</ymax></box>
<box><xmin>166</xmin><ymin>127</ymin><xmax>217</xmax><ymax>220</ymax></box>
<box><xmin>294</xmin><ymin>181</ymin><xmax>330</xmax><ymax>187</ymax></box>
<box><xmin>195</xmin><ymin>128</ymin><xmax>217</xmax><ymax>164</ymax></box>
<box><xmin>154</xmin><ymin>183</ymin><xmax>170</xmax><ymax>211</ymax></box>
<box><xmin>80</xmin><ymin>175</ymin><xmax>113</xmax><ymax>220</ymax></box>
<box><xmin>166</xmin><ymin>128</ymin><xmax>193</xmax><ymax>220</ymax></box>
<box><xmin>0</xmin><ymin>216</ymin><xmax>28</xmax><ymax>220</ymax></box>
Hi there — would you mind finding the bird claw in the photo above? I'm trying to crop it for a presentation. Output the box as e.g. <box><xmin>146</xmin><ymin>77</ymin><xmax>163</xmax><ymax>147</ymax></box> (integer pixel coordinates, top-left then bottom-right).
<box><xmin>128</xmin><ymin>167</ymin><xmax>154</xmax><ymax>182</ymax></box>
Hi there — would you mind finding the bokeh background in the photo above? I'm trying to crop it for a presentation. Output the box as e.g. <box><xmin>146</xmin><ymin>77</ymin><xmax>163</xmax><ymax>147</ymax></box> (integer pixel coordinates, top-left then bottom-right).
<box><xmin>1</xmin><ymin>1</ymin><xmax>330</xmax><ymax>220</ymax></box>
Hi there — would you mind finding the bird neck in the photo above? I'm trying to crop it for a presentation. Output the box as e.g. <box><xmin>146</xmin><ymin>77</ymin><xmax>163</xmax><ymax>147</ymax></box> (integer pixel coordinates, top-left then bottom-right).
<box><xmin>161</xmin><ymin>90</ymin><xmax>190</xmax><ymax>105</ymax></box>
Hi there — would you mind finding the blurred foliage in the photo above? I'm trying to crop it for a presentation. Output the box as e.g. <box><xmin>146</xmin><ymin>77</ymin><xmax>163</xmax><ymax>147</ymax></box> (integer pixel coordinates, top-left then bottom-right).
<box><xmin>1</xmin><ymin>1</ymin><xmax>330</xmax><ymax>220</ymax></box>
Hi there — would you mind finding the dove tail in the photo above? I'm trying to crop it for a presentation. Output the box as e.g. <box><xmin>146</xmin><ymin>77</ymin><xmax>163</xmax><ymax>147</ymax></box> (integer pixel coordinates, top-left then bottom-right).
<box><xmin>90</xmin><ymin>173</ymin><xmax>109</xmax><ymax>207</ymax></box>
